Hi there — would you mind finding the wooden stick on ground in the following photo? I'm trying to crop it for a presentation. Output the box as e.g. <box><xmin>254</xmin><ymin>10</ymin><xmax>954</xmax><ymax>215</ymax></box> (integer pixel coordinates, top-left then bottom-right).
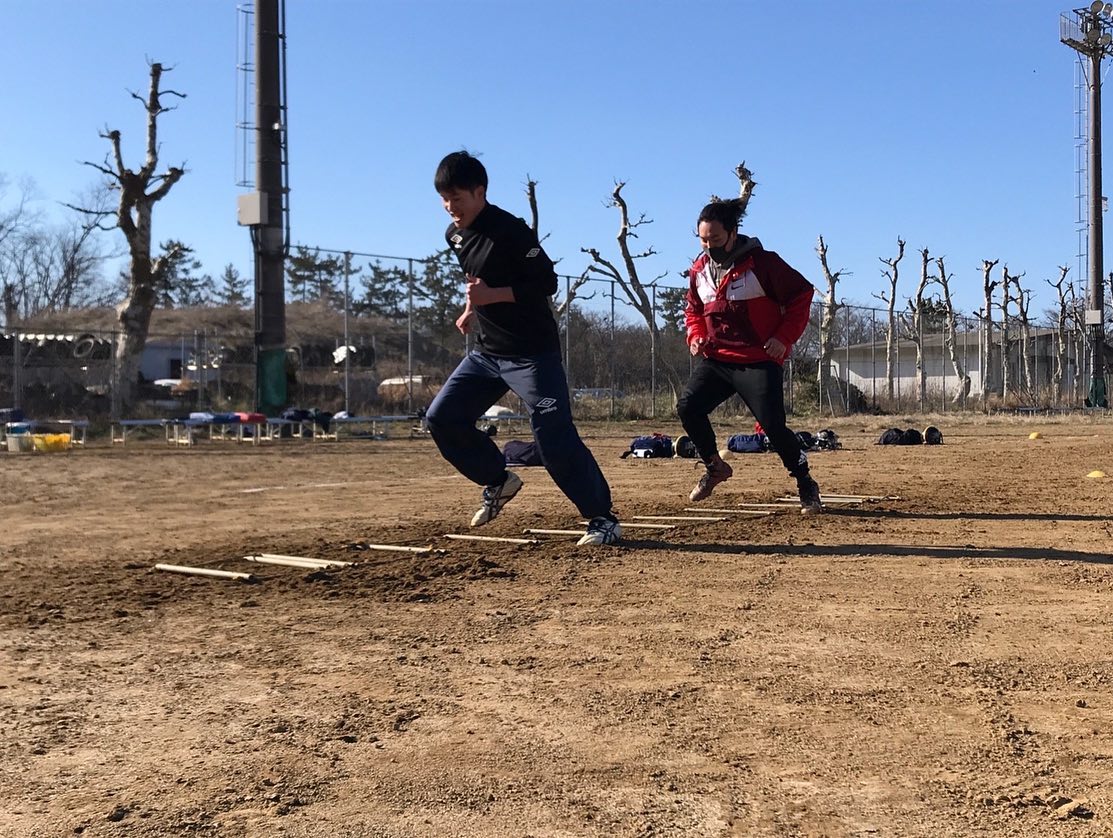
<box><xmin>356</xmin><ymin>543</ymin><xmax>433</xmax><ymax>554</ymax></box>
<box><xmin>582</xmin><ymin>521</ymin><xmax>675</xmax><ymax>530</ymax></box>
<box><xmin>254</xmin><ymin>551</ymin><xmax>351</xmax><ymax>565</ymax></box>
<box><xmin>154</xmin><ymin>564</ymin><xmax>253</xmax><ymax>581</ymax></box>
<box><xmin>632</xmin><ymin>515</ymin><xmax>726</xmax><ymax>522</ymax></box>
<box><xmin>444</xmin><ymin>533</ymin><xmax>540</xmax><ymax>545</ymax></box>
<box><xmin>774</xmin><ymin>497</ymin><xmax>863</xmax><ymax>505</ymax></box>
<box><xmin>244</xmin><ymin>555</ymin><xmax>353</xmax><ymax>569</ymax></box>
<box><xmin>683</xmin><ymin>508</ymin><xmax>774</xmax><ymax>515</ymax></box>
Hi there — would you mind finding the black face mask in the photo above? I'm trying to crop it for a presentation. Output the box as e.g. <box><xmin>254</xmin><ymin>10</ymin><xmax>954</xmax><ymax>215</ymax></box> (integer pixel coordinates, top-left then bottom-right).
<box><xmin>707</xmin><ymin>245</ymin><xmax>732</xmax><ymax>265</ymax></box>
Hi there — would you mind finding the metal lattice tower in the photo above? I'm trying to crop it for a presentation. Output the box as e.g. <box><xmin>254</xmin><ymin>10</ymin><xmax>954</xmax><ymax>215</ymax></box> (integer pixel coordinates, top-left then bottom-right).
<box><xmin>1061</xmin><ymin>2</ymin><xmax>1113</xmax><ymax>407</ymax></box>
<box><xmin>1075</xmin><ymin>55</ymin><xmax>1088</xmax><ymax>285</ymax></box>
<box><xmin>235</xmin><ymin>3</ymin><xmax>256</xmax><ymax>189</ymax></box>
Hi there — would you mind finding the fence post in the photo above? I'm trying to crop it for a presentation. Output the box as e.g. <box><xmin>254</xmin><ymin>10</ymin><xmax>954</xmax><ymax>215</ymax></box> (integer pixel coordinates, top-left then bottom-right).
<box><xmin>844</xmin><ymin>304</ymin><xmax>851</xmax><ymax>412</ymax></box>
<box><xmin>787</xmin><ymin>356</ymin><xmax>794</xmax><ymax>414</ymax></box>
<box><xmin>203</xmin><ymin>330</ymin><xmax>211</xmax><ymax>408</ymax></box>
<box><xmin>343</xmin><ymin>251</ymin><xmax>351</xmax><ymax>415</ymax></box>
<box><xmin>962</xmin><ymin>317</ymin><xmax>968</xmax><ymax>411</ymax></box>
<box><xmin>918</xmin><ymin>315</ymin><xmax>925</xmax><ymax>414</ymax></box>
<box><xmin>215</xmin><ymin>335</ymin><xmax>223</xmax><ymax>407</ymax></box>
<box><xmin>941</xmin><ymin>324</ymin><xmax>946</xmax><ymax>414</ymax></box>
<box><xmin>610</xmin><ymin>279</ymin><xmax>616</xmax><ymax>421</ymax></box>
<box><xmin>651</xmin><ymin>285</ymin><xmax>659</xmax><ymax>420</ymax></box>
<box><xmin>1070</xmin><ymin>328</ymin><xmax>1076</xmax><ymax>404</ymax></box>
<box><xmin>564</xmin><ymin>274</ymin><xmax>571</xmax><ymax>386</ymax></box>
<box><xmin>896</xmin><ymin>336</ymin><xmax>901</xmax><ymax>412</ymax></box>
<box><xmin>192</xmin><ymin>330</ymin><xmax>200</xmax><ymax>407</ymax></box>
<box><xmin>1034</xmin><ymin>327</ymin><xmax>1039</xmax><ymax>405</ymax></box>
<box><xmin>406</xmin><ymin>258</ymin><xmax>414</xmax><ymax>414</ymax></box>
<box><xmin>868</xmin><ymin>309</ymin><xmax>877</xmax><ymax>409</ymax></box>
<box><xmin>12</xmin><ymin>329</ymin><xmax>21</xmax><ymax>411</ymax></box>
<box><xmin>110</xmin><ymin>330</ymin><xmax>119</xmax><ymax>421</ymax></box>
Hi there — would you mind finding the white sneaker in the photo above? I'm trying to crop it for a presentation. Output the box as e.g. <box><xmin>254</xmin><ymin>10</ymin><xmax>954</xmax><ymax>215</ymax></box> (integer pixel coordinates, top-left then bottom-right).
<box><xmin>577</xmin><ymin>515</ymin><xmax>622</xmax><ymax>546</ymax></box>
<box><xmin>470</xmin><ymin>471</ymin><xmax>523</xmax><ymax>527</ymax></box>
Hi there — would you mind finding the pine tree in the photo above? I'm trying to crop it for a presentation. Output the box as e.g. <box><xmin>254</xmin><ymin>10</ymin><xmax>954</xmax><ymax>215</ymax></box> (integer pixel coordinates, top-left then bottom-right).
<box><xmin>286</xmin><ymin>245</ymin><xmax>343</xmax><ymax>305</ymax></box>
<box><xmin>152</xmin><ymin>239</ymin><xmax>198</xmax><ymax>308</ymax></box>
<box><xmin>413</xmin><ymin>248</ymin><xmax>465</xmax><ymax>351</ymax></box>
<box><xmin>216</xmin><ymin>263</ymin><xmax>250</xmax><ymax>307</ymax></box>
<box><xmin>356</xmin><ymin>260</ymin><xmax>407</xmax><ymax>318</ymax></box>
<box><xmin>658</xmin><ymin>285</ymin><xmax>687</xmax><ymax>334</ymax></box>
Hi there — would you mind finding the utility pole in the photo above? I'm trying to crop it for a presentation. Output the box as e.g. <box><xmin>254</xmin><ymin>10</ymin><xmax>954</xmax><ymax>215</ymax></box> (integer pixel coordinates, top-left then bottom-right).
<box><xmin>1062</xmin><ymin>2</ymin><xmax>1113</xmax><ymax>407</ymax></box>
<box><xmin>237</xmin><ymin>0</ymin><xmax>289</xmax><ymax>415</ymax></box>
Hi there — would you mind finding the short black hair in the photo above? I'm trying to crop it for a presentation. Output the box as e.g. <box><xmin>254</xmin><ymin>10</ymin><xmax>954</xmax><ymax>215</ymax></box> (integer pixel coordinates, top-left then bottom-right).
<box><xmin>697</xmin><ymin>197</ymin><xmax>747</xmax><ymax>232</ymax></box>
<box><xmin>435</xmin><ymin>151</ymin><xmax>488</xmax><ymax>193</ymax></box>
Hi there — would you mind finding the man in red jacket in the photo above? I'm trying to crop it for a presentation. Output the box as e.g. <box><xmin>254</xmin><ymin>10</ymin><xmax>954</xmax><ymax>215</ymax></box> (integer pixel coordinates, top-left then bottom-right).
<box><xmin>677</xmin><ymin>198</ymin><xmax>822</xmax><ymax>514</ymax></box>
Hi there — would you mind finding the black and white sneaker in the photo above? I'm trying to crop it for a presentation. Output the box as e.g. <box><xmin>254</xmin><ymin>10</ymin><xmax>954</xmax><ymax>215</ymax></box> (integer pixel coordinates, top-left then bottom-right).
<box><xmin>470</xmin><ymin>471</ymin><xmax>523</xmax><ymax>527</ymax></box>
<box><xmin>797</xmin><ymin>476</ymin><xmax>823</xmax><ymax>516</ymax></box>
<box><xmin>577</xmin><ymin>514</ymin><xmax>622</xmax><ymax>546</ymax></box>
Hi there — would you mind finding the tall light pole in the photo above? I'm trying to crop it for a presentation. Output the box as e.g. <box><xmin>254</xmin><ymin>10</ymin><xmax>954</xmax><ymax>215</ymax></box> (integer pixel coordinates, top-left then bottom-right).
<box><xmin>1062</xmin><ymin>1</ymin><xmax>1113</xmax><ymax>407</ymax></box>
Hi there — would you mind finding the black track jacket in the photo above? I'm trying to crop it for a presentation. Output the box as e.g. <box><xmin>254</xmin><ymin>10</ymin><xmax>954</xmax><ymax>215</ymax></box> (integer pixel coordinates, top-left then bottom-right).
<box><xmin>445</xmin><ymin>203</ymin><xmax>560</xmax><ymax>357</ymax></box>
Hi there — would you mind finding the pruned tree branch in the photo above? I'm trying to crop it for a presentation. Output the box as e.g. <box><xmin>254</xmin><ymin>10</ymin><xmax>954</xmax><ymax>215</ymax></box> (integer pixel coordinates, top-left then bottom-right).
<box><xmin>581</xmin><ymin>178</ymin><xmax>682</xmax><ymax>395</ymax></box>
<box><xmin>872</xmin><ymin>237</ymin><xmax>905</xmax><ymax>400</ymax></box>
<box><xmin>525</xmin><ymin>175</ymin><xmax>539</xmax><ymax>233</ymax></box>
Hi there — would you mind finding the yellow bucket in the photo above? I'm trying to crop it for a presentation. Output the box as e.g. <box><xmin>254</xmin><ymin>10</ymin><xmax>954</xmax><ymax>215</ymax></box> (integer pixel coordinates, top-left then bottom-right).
<box><xmin>31</xmin><ymin>433</ymin><xmax>71</xmax><ymax>452</ymax></box>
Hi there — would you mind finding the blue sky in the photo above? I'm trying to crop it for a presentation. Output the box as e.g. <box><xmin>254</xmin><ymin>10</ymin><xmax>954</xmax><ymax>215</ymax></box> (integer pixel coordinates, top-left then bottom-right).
<box><xmin>0</xmin><ymin>0</ymin><xmax>1100</xmax><ymax>319</ymax></box>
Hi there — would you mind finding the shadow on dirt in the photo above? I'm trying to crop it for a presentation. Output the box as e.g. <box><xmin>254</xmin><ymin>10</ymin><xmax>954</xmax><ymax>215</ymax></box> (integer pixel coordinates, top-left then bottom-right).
<box><xmin>632</xmin><ymin>539</ymin><xmax>1113</xmax><ymax>566</ymax></box>
<box><xmin>826</xmin><ymin>508</ymin><xmax>1113</xmax><ymax>523</ymax></box>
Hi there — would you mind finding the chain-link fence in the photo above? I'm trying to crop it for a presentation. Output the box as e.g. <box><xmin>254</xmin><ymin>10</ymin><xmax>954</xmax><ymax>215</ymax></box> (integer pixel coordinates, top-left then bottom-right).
<box><xmin>3</xmin><ymin>260</ymin><xmax>1106</xmax><ymax>424</ymax></box>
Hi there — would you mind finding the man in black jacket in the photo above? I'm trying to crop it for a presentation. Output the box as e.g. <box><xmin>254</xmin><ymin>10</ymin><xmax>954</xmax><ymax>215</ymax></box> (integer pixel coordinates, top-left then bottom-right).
<box><xmin>425</xmin><ymin>151</ymin><xmax>621</xmax><ymax>546</ymax></box>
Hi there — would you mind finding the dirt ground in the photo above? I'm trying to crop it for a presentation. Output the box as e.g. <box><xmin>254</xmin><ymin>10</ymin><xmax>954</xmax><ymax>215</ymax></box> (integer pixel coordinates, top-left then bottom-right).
<box><xmin>2</xmin><ymin>414</ymin><xmax>1113</xmax><ymax>837</ymax></box>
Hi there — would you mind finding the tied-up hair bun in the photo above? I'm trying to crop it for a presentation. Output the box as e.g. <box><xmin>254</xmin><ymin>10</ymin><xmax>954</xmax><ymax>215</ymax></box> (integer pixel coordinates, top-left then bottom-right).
<box><xmin>698</xmin><ymin>197</ymin><xmax>747</xmax><ymax>231</ymax></box>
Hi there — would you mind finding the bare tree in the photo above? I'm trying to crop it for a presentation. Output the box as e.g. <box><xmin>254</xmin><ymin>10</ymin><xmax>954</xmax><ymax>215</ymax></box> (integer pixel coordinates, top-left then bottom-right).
<box><xmin>0</xmin><ymin>182</ymin><xmax>111</xmax><ymax>324</ymax></box>
<box><xmin>898</xmin><ymin>247</ymin><xmax>932</xmax><ymax>408</ymax></box>
<box><xmin>934</xmin><ymin>255</ymin><xmax>970</xmax><ymax>402</ymax></box>
<box><xmin>1046</xmin><ymin>266</ymin><xmax>1071</xmax><ymax>398</ymax></box>
<box><xmin>1068</xmin><ymin>279</ymin><xmax>1086</xmax><ymax>400</ymax></box>
<box><xmin>9</xmin><ymin>220</ymin><xmax>107</xmax><ymax>318</ymax></box>
<box><xmin>581</xmin><ymin>163</ymin><xmax>757</xmax><ymax>398</ymax></box>
<box><xmin>0</xmin><ymin>176</ymin><xmax>38</xmax><ymax>327</ymax></box>
<box><xmin>874</xmin><ymin>237</ymin><xmax>905</xmax><ymax>402</ymax></box>
<box><xmin>1009</xmin><ymin>278</ymin><xmax>1035</xmax><ymax>394</ymax></box>
<box><xmin>976</xmin><ymin>259</ymin><xmax>999</xmax><ymax>408</ymax></box>
<box><xmin>815</xmin><ymin>235</ymin><xmax>845</xmax><ymax>413</ymax></box>
<box><xmin>554</xmin><ymin>268</ymin><xmax>592</xmax><ymax>322</ymax></box>
<box><xmin>998</xmin><ymin>265</ymin><xmax>1024</xmax><ymax>400</ymax></box>
<box><xmin>581</xmin><ymin>180</ymin><xmax>678</xmax><ymax>395</ymax></box>
<box><xmin>71</xmin><ymin>62</ymin><xmax>187</xmax><ymax>407</ymax></box>
<box><xmin>525</xmin><ymin>177</ymin><xmax>589</xmax><ymax>319</ymax></box>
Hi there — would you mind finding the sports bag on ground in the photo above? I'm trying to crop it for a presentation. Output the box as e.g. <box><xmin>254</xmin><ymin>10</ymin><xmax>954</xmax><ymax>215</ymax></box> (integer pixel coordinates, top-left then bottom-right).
<box><xmin>503</xmin><ymin>439</ymin><xmax>544</xmax><ymax>466</ymax></box>
<box><xmin>620</xmin><ymin>433</ymin><xmax>674</xmax><ymax>459</ymax></box>
<box><xmin>726</xmin><ymin>433</ymin><xmax>768</xmax><ymax>454</ymax></box>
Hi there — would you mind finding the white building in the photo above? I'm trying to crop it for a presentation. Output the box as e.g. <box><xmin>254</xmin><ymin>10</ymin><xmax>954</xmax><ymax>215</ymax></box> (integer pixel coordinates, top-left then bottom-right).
<box><xmin>826</xmin><ymin>328</ymin><xmax>1093</xmax><ymax>406</ymax></box>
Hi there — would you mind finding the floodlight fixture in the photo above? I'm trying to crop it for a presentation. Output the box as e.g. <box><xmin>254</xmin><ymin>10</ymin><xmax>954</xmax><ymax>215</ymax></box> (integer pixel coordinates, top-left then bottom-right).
<box><xmin>1091</xmin><ymin>0</ymin><xmax>1102</xmax><ymax>13</ymax></box>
